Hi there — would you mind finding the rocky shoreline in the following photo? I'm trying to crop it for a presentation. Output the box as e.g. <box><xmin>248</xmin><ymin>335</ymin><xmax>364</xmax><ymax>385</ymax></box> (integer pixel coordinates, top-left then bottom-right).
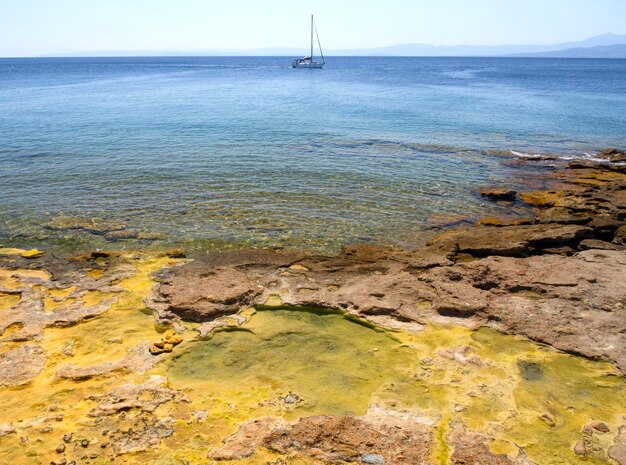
<box><xmin>1</xmin><ymin>150</ymin><xmax>625</xmax><ymax>465</ymax></box>
<box><xmin>150</xmin><ymin>151</ymin><xmax>626</xmax><ymax>373</ymax></box>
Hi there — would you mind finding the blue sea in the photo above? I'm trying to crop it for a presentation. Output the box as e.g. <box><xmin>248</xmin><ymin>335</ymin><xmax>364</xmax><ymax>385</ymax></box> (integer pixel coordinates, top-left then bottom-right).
<box><xmin>1</xmin><ymin>57</ymin><xmax>625</xmax><ymax>255</ymax></box>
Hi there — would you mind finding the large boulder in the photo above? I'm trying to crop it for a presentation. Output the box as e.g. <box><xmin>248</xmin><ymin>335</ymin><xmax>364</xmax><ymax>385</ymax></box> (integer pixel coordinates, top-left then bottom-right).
<box><xmin>600</xmin><ymin>148</ymin><xmax>626</xmax><ymax>163</ymax></box>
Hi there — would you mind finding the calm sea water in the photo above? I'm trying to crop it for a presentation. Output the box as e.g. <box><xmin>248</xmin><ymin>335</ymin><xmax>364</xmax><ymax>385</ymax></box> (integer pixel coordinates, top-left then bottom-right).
<box><xmin>1</xmin><ymin>57</ymin><xmax>625</xmax><ymax>255</ymax></box>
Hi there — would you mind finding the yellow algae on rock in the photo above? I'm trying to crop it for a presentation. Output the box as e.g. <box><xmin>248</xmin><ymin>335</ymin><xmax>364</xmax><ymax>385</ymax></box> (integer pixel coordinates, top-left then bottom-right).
<box><xmin>264</xmin><ymin>294</ymin><xmax>283</xmax><ymax>307</ymax></box>
<box><xmin>0</xmin><ymin>247</ymin><xmax>44</xmax><ymax>258</ymax></box>
<box><xmin>43</xmin><ymin>296</ymin><xmax>77</xmax><ymax>313</ymax></box>
<box><xmin>0</xmin><ymin>292</ymin><xmax>20</xmax><ymax>310</ymax></box>
<box><xmin>0</xmin><ymin>268</ymin><xmax>51</xmax><ymax>289</ymax></box>
<box><xmin>47</xmin><ymin>286</ymin><xmax>76</xmax><ymax>299</ymax></box>
<box><xmin>87</xmin><ymin>268</ymin><xmax>104</xmax><ymax>278</ymax></box>
<box><xmin>40</xmin><ymin>254</ymin><xmax>184</xmax><ymax>369</ymax></box>
<box><xmin>20</xmin><ymin>249</ymin><xmax>44</xmax><ymax>258</ymax></box>
<box><xmin>79</xmin><ymin>290</ymin><xmax>112</xmax><ymax>307</ymax></box>
<box><xmin>519</xmin><ymin>190</ymin><xmax>562</xmax><ymax>207</ymax></box>
<box><xmin>289</xmin><ymin>264</ymin><xmax>309</xmax><ymax>271</ymax></box>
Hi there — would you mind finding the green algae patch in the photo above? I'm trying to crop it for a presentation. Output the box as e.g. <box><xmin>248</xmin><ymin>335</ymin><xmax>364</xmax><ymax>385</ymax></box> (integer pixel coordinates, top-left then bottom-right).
<box><xmin>162</xmin><ymin>311</ymin><xmax>625</xmax><ymax>465</ymax></box>
<box><xmin>164</xmin><ymin>308</ymin><xmax>415</xmax><ymax>417</ymax></box>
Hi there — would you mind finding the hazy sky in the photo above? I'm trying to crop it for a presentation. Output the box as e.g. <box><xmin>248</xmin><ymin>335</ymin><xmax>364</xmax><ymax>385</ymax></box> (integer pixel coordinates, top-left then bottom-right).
<box><xmin>1</xmin><ymin>0</ymin><xmax>626</xmax><ymax>56</ymax></box>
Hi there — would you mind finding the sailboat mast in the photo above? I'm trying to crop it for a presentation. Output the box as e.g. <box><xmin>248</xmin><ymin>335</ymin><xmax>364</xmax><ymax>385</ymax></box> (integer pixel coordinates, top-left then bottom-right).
<box><xmin>310</xmin><ymin>14</ymin><xmax>314</xmax><ymax>59</ymax></box>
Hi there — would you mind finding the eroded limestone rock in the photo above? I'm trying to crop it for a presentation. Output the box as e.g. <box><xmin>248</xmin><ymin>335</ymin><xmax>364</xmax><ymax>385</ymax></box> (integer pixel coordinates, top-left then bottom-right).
<box><xmin>57</xmin><ymin>342</ymin><xmax>160</xmax><ymax>380</ymax></box>
<box><xmin>210</xmin><ymin>407</ymin><xmax>434</xmax><ymax>464</ymax></box>
<box><xmin>87</xmin><ymin>375</ymin><xmax>186</xmax><ymax>417</ymax></box>
<box><xmin>0</xmin><ymin>344</ymin><xmax>46</xmax><ymax>386</ymax></box>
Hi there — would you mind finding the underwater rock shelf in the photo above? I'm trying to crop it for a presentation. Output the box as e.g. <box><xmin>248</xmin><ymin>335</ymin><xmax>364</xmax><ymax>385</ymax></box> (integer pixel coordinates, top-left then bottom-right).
<box><xmin>0</xmin><ymin>156</ymin><xmax>626</xmax><ymax>464</ymax></box>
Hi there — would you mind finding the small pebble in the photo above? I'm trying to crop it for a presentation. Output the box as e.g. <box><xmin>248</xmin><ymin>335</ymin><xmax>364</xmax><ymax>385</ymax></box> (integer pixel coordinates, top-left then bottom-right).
<box><xmin>591</xmin><ymin>421</ymin><xmax>610</xmax><ymax>433</ymax></box>
<box><xmin>540</xmin><ymin>413</ymin><xmax>556</xmax><ymax>427</ymax></box>
<box><xmin>573</xmin><ymin>439</ymin><xmax>587</xmax><ymax>456</ymax></box>
<box><xmin>63</xmin><ymin>432</ymin><xmax>73</xmax><ymax>443</ymax></box>
<box><xmin>56</xmin><ymin>443</ymin><xmax>66</xmax><ymax>453</ymax></box>
<box><xmin>80</xmin><ymin>439</ymin><xmax>89</xmax><ymax>447</ymax></box>
<box><xmin>50</xmin><ymin>459</ymin><xmax>67</xmax><ymax>465</ymax></box>
<box><xmin>361</xmin><ymin>454</ymin><xmax>385</xmax><ymax>465</ymax></box>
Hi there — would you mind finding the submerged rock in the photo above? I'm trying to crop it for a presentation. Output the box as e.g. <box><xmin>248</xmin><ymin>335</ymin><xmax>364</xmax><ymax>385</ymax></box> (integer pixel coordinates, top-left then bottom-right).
<box><xmin>517</xmin><ymin>360</ymin><xmax>544</xmax><ymax>381</ymax></box>
<box><xmin>104</xmin><ymin>229</ymin><xmax>139</xmax><ymax>241</ymax></box>
<box><xmin>478</xmin><ymin>188</ymin><xmax>518</xmax><ymax>201</ymax></box>
<box><xmin>46</xmin><ymin>216</ymin><xmax>127</xmax><ymax>234</ymax></box>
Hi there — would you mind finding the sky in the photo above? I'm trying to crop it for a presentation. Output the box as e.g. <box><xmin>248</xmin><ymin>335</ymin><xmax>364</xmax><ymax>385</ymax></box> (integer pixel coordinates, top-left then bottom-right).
<box><xmin>1</xmin><ymin>0</ymin><xmax>626</xmax><ymax>57</ymax></box>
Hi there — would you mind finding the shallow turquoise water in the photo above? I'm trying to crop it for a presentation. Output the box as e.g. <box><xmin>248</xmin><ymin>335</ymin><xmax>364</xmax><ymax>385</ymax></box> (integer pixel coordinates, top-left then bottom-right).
<box><xmin>1</xmin><ymin>57</ymin><xmax>625</xmax><ymax>254</ymax></box>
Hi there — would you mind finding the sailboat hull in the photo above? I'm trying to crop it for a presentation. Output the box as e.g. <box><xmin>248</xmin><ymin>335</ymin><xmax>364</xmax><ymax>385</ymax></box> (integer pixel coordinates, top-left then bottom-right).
<box><xmin>292</xmin><ymin>61</ymin><xmax>324</xmax><ymax>69</ymax></box>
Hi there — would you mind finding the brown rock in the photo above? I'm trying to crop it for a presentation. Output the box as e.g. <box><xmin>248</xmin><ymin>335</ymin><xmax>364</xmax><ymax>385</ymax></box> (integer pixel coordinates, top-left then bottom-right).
<box><xmin>600</xmin><ymin>148</ymin><xmax>626</xmax><ymax>163</ymax></box>
<box><xmin>448</xmin><ymin>423</ymin><xmax>515</xmax><ymax>464</ymax></box>
<box><xmin>263</xmin><ymin>411</ymin><xmax>432</xmax><ymax>464</ymax></box>
<box><xmin>536</xmin><ymin>207</ymin><xmax>591</xmax><ymax>225</ymax></box>
<box><xmin>573</xmin><ymin>439</ymin><xmax>587</xmax><ymax>456</ymax></box>
<box><xmin>607</xmin><ymin>425</ymin><xmax>626</xmax><ymax>464</ymax></box>
<box><xmin>615</xmin><ymin>225</ymin><xmax>626</xmax><ymax>245</ymax></box>
<box><xmin>0</xmin><ymin>344</ymin><xmax>46</xmax><ymax>386</ymax></box>
<box><xmin>579</xmin><ymin>239</ymin><xmax>625</xmax><ymax>251</ymax></box>
<box><xmin>478</xmin><ymin>188</ymin><xmax>517</xmax><ymax>201</ymax></box>
<box><xmin>432</xmin><ymin>223</ymin><xmax>592</xmax><ymax>257</ymax></box>
<box><xmin>588</xmin><ymin>215</ymin><xmax>624</xmax><ymax>232</ymax></box>
<box><xmin>591</xmin><ymin>421</ymin><xmax>610</xmax><ymax>433</ymax></box>
<box><xmin>160</xmin><ymin>267</ymin><xmax>263</xmax><ymax>321</ymax></box>
<box><xmin>149</xmin><ymin>345</ymin><xmax>165</xmax><ymax>355</ymax></box>
<box><xmin>540</xmin><ymin>413</ymin><xmax>556</xmax><ymax>427</ymax></box>
<box><xmin>208</xmin><ymin>418</ymin><xmax>283</xmax><ymax>460</ymax></box>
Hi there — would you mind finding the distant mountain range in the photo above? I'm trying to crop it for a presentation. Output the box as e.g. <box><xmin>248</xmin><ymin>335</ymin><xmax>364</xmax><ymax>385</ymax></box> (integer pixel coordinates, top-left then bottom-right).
<box><xmin>40</xmin><ymin>33</ymin><xmax>626</xmax><ymax>58</ymax></box>
<box><xmin>511</xmin><ymin>43</ymin><xmax>626</xmax><ymax>58</ymax></box>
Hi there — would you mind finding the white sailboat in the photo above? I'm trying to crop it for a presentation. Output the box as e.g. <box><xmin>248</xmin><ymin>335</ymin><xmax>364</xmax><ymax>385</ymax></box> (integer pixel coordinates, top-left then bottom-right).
<box><xmin>292</xmin><ymin>15</ymin><xmax>325</xmax><ymax>69</ymax></box>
